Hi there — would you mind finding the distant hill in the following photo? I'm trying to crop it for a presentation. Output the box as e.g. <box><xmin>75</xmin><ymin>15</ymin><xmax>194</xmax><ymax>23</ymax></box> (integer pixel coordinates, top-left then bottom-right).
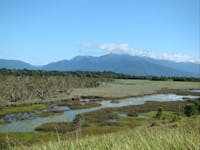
<box><xmin>0</xmin><ymin>59</ymin><xmax>35</xmax><ymax>70</ymax></box>
<box><xmin>0</xmin><ymin>54</ymin><xmax>199</xmax><ymax>77</ymax></box>
<box><xmin>143</xmin><ymin>57</ymin><xmax>200</xmax><ymax>75</ymax></box>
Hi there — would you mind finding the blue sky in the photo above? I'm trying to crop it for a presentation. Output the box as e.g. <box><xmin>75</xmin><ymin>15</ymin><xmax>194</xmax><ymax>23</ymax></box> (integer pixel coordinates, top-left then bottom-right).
<box><xmin>0</xmin><ymin>0</ymin><xmax>199</xmax><ymax>65</ymax></box>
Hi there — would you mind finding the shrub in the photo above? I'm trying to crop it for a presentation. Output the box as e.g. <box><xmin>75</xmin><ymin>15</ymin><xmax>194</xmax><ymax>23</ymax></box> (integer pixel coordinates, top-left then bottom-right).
<box><xmin>156</xmin><ymin>107</ymin><xmax>163</xmax><ymax>119</ymax></box>
<box><xmin>184</xmin><ymin>103</ymin><xmax>197</xmax><ymax>117</ymax></box>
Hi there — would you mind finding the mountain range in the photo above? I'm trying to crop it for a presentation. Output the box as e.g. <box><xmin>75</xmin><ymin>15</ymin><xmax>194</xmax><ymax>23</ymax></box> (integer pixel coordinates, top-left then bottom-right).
<box><xmin>0</xmin><ymin>54</ymin><xmax>199</xmax><ymax>77</ymax></box>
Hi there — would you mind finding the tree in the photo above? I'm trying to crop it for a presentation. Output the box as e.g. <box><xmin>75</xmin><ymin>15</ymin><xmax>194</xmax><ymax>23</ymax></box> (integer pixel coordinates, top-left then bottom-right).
<box><xmin>184</xmin><ymin>103</ymin><xmax>197</xmax><ymax>117</ymax></box>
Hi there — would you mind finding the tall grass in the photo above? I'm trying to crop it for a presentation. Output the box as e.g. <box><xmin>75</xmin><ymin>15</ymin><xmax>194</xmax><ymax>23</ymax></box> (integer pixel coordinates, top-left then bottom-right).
<box><xmin>13</xmin><ymin>127</ymin><xmax>200</xmax><ymax>150</ymax></box>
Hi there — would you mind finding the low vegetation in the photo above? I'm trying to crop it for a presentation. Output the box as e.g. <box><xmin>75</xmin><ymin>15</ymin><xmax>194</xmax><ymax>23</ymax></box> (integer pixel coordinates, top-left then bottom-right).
<box><xmin>0</xmin><ymin>69</ymin><xmax>199</xmax><ymax>149</ymax></box>
<box><xmin>184</xmin><ymin>103</ymin><xmax>199</xmax><ymax>116</ymax></box>
<box><xmin>7</xmin><ymin>115</ymin><xmax>200</xmax><ymax>150</ymax></box>
<box><xmin>57</xmin><ymin>99</ymin><xmax>101</xmax><ymax>110</ymax></box>
<box><xmin>72</xmin><ymin>79</ymin><xmax>200</xmax><ymax>99</ymax></box>
<box><xmin>1</xmin><ymin>68</ymin><xmax>200</xmax><ymax>82</ymax></box>
<box><xmin>0</xmin><ymin>104</ymin><xmax>47</xmax><ymax>117</ymax></box>
<box><xmin>0</xmin><ymin>98</ymin><xmax>199</xmax><ymax>149</ymax></box>
<box><xmin>34</xmin><ymin>128</ymin><xmax>199</xmax><ymax>150</ymax></box>
<box><xmin>0</xmin><ymin>69</ymin><xmax>199</xmax><ymax>107</ymax></box>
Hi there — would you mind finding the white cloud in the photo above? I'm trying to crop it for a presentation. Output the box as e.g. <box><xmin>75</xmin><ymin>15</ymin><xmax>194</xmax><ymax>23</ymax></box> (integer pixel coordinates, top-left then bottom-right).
<box><xmin>81</xmin><ymin>42</ymin><xmax>200</xmax><ymax>63</ymax></box>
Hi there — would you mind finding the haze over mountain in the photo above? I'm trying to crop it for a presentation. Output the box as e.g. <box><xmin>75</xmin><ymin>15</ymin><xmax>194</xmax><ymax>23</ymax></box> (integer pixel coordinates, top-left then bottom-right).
<box><xmin>0</xmin><ymin>59</ymin><xmax>35</xmax><ymax>70</ymax></box>
<box><xmin>0</xmin><ymin>54</ymin><xmax>199</xmax><ymax>77</ymax></box>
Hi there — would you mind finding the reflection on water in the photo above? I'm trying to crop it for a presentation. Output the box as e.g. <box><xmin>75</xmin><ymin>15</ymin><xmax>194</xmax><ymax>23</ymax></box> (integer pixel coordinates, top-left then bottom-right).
<box><xmin>118</xmin><ymin>113</ymin><xmax>128</xmax><ymax>117</ymax></box>
<box><xmin>4</xmin><ymin>105</ymin><xmax>70</xmax><ymax>123</ymax></box>
<box><xmin>137</xmin><ymin>115</ymin><xmax>151</xmax><ymax>119</ymax></box>
<box><xmin>187</xmin><ymin>90</ymin><xmax>200</xmax><ymax>93</ymax></box>
<box><xmin>0</xmin><ymin>94</ymin><xmax>199</xmax><ymax>132</ymax></box>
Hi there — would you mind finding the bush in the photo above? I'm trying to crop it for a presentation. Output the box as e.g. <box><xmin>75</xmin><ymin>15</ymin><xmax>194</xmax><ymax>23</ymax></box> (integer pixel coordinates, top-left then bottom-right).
<box><xmin>184</xmin><ymin>103</ymin><xmax>197</xmax><ymax>117</ymax></box>
<box><xmin>156</xmin><ymin>107</ymin><xmax>163</xmax><ymax>119</ymax></box>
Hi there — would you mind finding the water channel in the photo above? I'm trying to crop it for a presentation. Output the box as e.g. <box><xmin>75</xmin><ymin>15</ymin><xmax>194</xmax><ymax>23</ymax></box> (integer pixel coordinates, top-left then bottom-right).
<box><xmin>0</xmin><ymin>93</ymin><xmax>199</xmax><ymax>132</ymax></box>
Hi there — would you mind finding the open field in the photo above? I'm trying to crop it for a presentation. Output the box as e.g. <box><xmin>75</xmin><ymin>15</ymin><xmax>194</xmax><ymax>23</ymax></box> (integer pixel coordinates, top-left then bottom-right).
<box><xmin>72</xmin><ymin>79</ymin><xmax>200</xmax><ymax>99</ymax></box>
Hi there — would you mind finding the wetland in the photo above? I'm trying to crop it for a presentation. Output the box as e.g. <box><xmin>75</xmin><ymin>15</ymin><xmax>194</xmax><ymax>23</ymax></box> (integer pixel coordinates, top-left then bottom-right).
<box><xmin>0</xmin><ymin>76</ymin><xmax>199</xmax><ymax>149</ymax></box>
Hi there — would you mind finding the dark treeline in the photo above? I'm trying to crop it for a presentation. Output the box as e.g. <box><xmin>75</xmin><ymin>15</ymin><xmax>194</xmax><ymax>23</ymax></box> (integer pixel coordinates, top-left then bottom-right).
<box><xmin>0</xmin><ymin>68</ymin><xmax>199</xmax><ymax>82</ymax></box>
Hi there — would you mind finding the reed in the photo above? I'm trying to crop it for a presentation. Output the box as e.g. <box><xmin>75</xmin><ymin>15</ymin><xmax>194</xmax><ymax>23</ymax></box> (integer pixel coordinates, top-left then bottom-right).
<box><xmin>12</xmin><ymin>126</ymin><xmax>199</xmax><ymax>150</ymax></box>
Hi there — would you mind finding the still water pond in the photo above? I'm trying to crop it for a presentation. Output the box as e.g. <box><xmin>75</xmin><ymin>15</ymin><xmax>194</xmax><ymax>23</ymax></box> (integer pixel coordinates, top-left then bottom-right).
<box><xmin>0</xmin><ymin>94</ymin><xmax>199</xmax><ymax>132</ymax></box>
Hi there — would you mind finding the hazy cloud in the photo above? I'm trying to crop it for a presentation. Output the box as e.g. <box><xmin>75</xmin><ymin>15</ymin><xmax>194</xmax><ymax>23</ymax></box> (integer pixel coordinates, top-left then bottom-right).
<box><xmin>81</xmin><ymin>43</ymin><xmax>200</xmax><ymax>63</ymax></box>
<box><xmin>80</xmin><ymin>42</ymin><xmax>94</xmax><ymax>49</ymax></box>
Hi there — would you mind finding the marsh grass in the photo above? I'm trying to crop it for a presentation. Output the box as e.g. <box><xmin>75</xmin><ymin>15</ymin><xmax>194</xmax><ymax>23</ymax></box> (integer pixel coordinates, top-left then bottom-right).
<box><xmin>58</xmin><ymin>100</ymin><xmax>101</xmax><ymax>110</ymax></box>
<box><xmin>2</xmin><ymin>113</ymin><xmax>200</xmax><ymax>149</ymax></box>
<box><xmin>72</xmin><ymin>79</ymin><xmax>200</xmax><ymax>99</ymax></box>
<box><xmin>1</xmin><ymin>79</ymin><xmax>199</xmax><ymax>107</ymax></box>
<box><xmin>0</xmin><ymin>104</ymin><xmax>47</xmax><ymax>116</ymax></box>
<box><xmin>12</xmin><ymin>126</ymin><xmax>200</xmax><ymax>150</ymax></box>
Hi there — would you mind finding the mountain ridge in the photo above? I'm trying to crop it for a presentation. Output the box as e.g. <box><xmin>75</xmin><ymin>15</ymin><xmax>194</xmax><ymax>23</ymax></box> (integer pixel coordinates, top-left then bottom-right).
<box><xmin>0</xmin><ymin>54</ymin><xmax>199</xmax><ymax>77</ymax></box>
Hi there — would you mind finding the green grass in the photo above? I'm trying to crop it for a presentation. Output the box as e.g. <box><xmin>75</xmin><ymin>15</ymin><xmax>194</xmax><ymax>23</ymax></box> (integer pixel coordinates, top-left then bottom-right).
<box><xmin>33</xmin><ymin>110</ymin><xmax>64</xmax><ymax>117</ymax></box>
<box><xmin>141</xmin><ymin>111</ymin><xmax>176</xmax><ymax>118</ymax></box>
<box><xmin>177</xmin><ymin>115</ymin><xmax>200</xmax><ymax>131</ymax></box>
<box><xmin>1</xmin><ymin>113</ymin><xmax>199</xmax><ymax>149</ymax></box>
<box><xmin>12</xmin><ymin>126</ymin><xmax>200</xmax><ymax>150</ymax></box>
<box><xmin>0</xmin><ymin>104</ymin><xmax>47</xmax><ymax>116</ymax></box>
<box><xmin>117</xmin><ymin>117</ymin><xmax>149</xmax><ymax>126</ymax></box>
<box><xmin>0</xmin><ymin>132</ymin><xmax>58</xmax><ymax>149</ymax></box>
<box><xmin>34</xmin><ymin>115</ymin><xmax>150</xmax><ymax>134</ymax></box>
<box><xmin>35</xmin><ymin>122</ymin><xmax>74</xmax><ymax>132</ymax></box>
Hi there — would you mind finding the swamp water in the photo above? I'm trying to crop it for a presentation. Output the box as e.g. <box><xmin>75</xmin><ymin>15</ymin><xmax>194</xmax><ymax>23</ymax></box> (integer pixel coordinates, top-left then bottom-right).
<box><xmin>187</xmin><ymin>89</ymin><xmax>200</xmax><ymax>93</ymax></box>
<box><xmin>0</xmin><ymin>94</ymin><xmax>199</xmax><ymax>132</ymax></box>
